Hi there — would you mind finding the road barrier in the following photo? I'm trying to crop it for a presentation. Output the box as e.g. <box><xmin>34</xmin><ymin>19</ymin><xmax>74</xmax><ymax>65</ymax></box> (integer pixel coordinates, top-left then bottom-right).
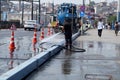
<box><xmin>40</xmin><ymin>28</ymin><xmax>44</xmax><ymax>40</ymax></box>
<box><xmin>9</xmin><ymin>31</ymin><xmax>15</xmax><ymax>53</ymax></box>
<box><xmin>32</xmin><ymin>29</ymin><xmax>37</xmax><ymax>44</ymax></box>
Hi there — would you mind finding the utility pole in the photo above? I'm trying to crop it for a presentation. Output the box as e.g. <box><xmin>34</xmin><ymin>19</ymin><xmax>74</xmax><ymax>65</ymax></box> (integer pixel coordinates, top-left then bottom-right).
<box><xmin>31</xmin><ymin>0</ymin><xmax>33</xmax><ymax>20</ymax></box>
<box><xmin>52</xmin><ymin>0</ymin><xmax>54</xmax><ymax>15</ymax></box>
<box><xmin>117</xmin><ymin>0</ymin><xmax>120</xmax><ymax>22</ymax></box>
<box><xmin>19</xmin><ymin>0</ymin><xmax>21</xmax><ymax>11</ymax></box>
<box><xmin>0</xmin><ymin>0</ymin><xmax>1</xmax><ymax>21</ymax></box>
<box><xmin>45</xmin><ymin>4</ymin><xmax>47</xmax><ymax>25</ymax></box>
<box><xmin>52</xmin><ymin>0</ymin><xmax>55</xmax><ymax>22</ymax></box>
<box><xmin>38</xmin><ymin>0</ymin><xmax>41</xmax><ymax>24</ymax></box>
<box><xmin>81</xmin><ymin>0</ymin><xmax>85</xmax><ymax>35</ymax></box>
<box><xmin>36</xmin><ymin>6</ymin><xmax>37</xmax><ymax>20</ymax></box>
<box><xmin>22</xmin><ymin>1</ymin><xmax>24</xmax><ymax>26</ymax></box>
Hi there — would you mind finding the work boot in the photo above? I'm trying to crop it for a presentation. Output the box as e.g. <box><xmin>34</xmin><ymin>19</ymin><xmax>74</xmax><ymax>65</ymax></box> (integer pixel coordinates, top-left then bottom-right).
<box><xmin>65</xmin><ymin>45</ymin><xmax>68</xmax><ymax>49</ymax></box>
<box><xmin>70</xmin><ymin>44</ymin><xmax>72</xmax><ymax>50</ymax></box>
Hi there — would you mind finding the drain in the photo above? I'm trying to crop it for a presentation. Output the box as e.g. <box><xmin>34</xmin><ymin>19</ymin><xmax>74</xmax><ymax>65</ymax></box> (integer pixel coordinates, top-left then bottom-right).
<box><xmin>85</xmin><ymin>74</ymin><xmax>113</xmax><ymax>80</ymax></box>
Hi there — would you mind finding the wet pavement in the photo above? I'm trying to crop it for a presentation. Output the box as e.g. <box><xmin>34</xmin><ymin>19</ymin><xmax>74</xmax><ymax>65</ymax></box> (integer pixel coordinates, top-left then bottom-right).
<box><xmin>0</xmin><ymin>28</ymin><xmax>57</xmax><ymax>75</ymax></box>
<box><xmin>25</xmin><ymin>29</ymin><xmax>120</xmax><ymax>80</ymax></box>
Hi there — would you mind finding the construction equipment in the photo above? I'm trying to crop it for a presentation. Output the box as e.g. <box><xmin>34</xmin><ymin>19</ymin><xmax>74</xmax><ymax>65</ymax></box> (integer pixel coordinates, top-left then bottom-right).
<box><xmin>56</xmin><ymin>3</ymin><xmax>79</xmax><ymax>33</ymax></box>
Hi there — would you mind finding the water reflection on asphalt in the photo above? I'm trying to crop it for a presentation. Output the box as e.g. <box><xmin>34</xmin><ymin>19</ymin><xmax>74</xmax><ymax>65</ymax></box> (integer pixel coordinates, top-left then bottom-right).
<box><xmin>25</xmin><ymin>40</ymin><xmax>120</xmax><ymax>80</ymax></box>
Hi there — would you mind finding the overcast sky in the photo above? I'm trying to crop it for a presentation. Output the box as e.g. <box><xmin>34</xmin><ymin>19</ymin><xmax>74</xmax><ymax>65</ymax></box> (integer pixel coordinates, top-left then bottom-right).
<box><xmin>40</xmin><ymin>0</ymin><xmax>117</xmax><ymax>4</ymax></box>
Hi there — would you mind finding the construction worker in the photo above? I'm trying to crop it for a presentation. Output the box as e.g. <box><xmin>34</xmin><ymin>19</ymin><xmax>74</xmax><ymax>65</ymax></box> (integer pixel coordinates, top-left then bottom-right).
<box><xmin>63</xmin><ymin>17</ymin><xmax>72</xmax><ymax>49</ymax></box>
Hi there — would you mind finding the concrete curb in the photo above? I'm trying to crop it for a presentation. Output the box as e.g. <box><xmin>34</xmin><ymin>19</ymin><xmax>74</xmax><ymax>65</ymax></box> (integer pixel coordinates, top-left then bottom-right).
<box><xmin>0</xmin><ymin>32</ymin><xmax>80</xmax><ymax>80</ymax></box>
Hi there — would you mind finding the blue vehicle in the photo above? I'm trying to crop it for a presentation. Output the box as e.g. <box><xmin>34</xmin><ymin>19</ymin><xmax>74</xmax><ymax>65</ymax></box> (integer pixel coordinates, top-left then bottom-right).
<box><xmin>57</xmin><ymin>3</ymin><xmax>77</xmax><ymax>26</ymax></box>
<box><xmin>56</xmin><ymin>3</ymin><xmax>79</xmax><ymax>33</ymax></box>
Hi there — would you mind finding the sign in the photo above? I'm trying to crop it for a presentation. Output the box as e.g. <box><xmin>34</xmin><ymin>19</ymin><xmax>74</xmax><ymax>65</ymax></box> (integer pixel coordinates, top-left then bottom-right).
<box><xmin>80</xmin><ymin>11</ymin><xmax>84</xmax><ymax>17</ymax></box>
<box><xmin>80</xmin><ymin>6</ymin><xmax>85</xmax><ymax>12</ymax></box>
<box><xmin>88</xmin><ymin>15</ymin><xmax>91</xmax><ymax>19</ymax></box>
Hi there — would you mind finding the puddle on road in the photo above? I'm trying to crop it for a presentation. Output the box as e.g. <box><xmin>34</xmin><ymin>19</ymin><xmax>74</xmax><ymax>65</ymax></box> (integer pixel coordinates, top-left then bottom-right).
<box><xmin>0</xmin><ymin>36</ymin><xmax>60</xmax><ymax>75</ymax></box>
<box><xmin>13</xmin><ymin>40</ymin><xmax>120</xmax><ymax>80</ymax></box>
<box><xmin>72</xmin><ymin>41</ymin><xmax>120</xmax><ymax>58</ymax></box>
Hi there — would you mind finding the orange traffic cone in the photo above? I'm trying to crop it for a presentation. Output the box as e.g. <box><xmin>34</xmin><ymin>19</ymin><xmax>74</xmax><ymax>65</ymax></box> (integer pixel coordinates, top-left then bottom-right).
<box><xmin>32</xmin><ymin>29</ymin><xmax>37</xmax><ymax>55</ymax></box>
<box><xmin>47</xmin><ymin>27</ymin><xmax>51</xmax><ymax>36</ymax></box>
<box><xmin>9</xmin><ymin>31</ymin><xmax>15</xmax><ymax>53</ymax></box>
<box><xmin>40</xmin><ymin>28</ymin><xmax>44</xmax><ymax>40</ymax></box>
<box><xmin>32</xmin><ymin>29</ymin><xmax>37</xmax><ymax>44</ymax></box>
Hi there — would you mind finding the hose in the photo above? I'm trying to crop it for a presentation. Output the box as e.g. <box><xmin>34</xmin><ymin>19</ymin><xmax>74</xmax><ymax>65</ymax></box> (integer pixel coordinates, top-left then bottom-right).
<box><xmin>53</xmin><ymin>45</ymin><xmax>86</xmax><ymax>52</ymax></box>
<box><xmin>69</xmin><ymin>45</ymin><xmax>86</xmax><ymax>52</ymax></box>
<box><xmin>39</xmin><ymin>42</ymin><xmax>86</xmax><ymax>52</ymax></box>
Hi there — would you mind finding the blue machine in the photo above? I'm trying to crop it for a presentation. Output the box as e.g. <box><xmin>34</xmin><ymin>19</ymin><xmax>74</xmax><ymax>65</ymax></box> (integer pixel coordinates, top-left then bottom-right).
<box><xmin>57</xmin><ymin>3</ymin><xmax>78</xmax><ymax>26</ymax></box>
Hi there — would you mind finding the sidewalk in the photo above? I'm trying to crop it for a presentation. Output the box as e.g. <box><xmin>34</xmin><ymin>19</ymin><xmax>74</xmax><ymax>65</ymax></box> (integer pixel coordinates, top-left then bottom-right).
<box><xmin>77</xmin><ymin>29</ymin><xmax>120</xmax><ymax>44</ymax></box>
<box><xmin>25</xmin><ymin>29</ymin><xmax>120</xmax><ymax>80</ymax></box>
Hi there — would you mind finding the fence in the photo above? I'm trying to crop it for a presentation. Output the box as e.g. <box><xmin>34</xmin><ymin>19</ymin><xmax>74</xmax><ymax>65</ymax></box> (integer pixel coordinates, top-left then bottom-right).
<box><xmin>0</xmin><ymin>20</ymin><xmax>21</xmax><ymax>29</ymax></box>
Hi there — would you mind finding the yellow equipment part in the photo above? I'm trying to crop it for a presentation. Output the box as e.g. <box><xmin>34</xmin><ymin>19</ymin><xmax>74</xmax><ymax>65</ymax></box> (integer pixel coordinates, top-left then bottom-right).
<box><xmin>51</xmin><ymin>21</ymin><xmax>58</xmax><ymax>27</ymax></box>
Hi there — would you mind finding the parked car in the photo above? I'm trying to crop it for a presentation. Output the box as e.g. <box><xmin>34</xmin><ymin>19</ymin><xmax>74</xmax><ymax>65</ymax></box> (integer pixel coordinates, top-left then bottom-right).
<box><xmin>24</xmin><ymin>20</ymin><xmax>41</xmax><ymax>31</ymax></box>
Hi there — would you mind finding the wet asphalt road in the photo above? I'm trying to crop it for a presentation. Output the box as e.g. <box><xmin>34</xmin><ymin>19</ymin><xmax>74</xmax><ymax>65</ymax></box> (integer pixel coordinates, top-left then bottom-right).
<box><xmin>24</xmin><ymin>29</ymin><xmax>120</xmax><ymax>80</ymax></box>
<box><xmin>0</xmin><ymin>28</ymin><xmax>51</xmax><ymax>75</ymax></box>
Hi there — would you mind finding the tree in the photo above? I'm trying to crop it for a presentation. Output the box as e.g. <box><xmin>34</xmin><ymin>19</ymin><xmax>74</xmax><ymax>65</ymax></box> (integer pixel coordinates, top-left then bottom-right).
<box><xmin>107</xmin><ymin>15</ymin><xmax>116</xmax><ymax>23</ymax></box>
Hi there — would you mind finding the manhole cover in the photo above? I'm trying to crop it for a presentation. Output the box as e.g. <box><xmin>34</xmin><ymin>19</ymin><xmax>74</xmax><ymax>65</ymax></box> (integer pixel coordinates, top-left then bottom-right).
<box><xmin>85</xmin><ymin>74</ymin><xmax>113</xmax><ymax>80</ymax></box>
